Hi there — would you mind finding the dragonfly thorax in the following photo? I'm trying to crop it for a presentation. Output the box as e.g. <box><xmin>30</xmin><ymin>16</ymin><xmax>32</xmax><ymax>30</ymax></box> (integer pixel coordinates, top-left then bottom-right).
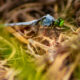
<box><xmin>41</xmin><ymin>14</ymin><xmax>55</xmax><ymax>26</ymax></box>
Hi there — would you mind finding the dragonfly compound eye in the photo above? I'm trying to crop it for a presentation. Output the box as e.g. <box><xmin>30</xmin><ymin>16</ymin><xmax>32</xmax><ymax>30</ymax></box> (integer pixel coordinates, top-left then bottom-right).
<box><xmin>54</xmin><ymin>18</ymin><xmax>64</xmax><ymax>27</ymax></box>
<box><xmin>59</xmin><ymin>18</ymin><xmax>64</xmax><ymax>27</ymax></box>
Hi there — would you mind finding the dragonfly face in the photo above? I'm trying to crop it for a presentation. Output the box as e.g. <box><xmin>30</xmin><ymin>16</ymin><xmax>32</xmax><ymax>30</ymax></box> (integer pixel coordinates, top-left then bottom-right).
<box><xmin>54</xmin><ymin>18</ymin><xmax>64</xmax><ymax>27</ymax></box>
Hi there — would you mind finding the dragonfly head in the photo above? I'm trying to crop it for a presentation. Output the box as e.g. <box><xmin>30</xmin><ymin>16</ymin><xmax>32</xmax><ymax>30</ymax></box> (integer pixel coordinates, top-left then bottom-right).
<box><xmin>54</xmin><ymin>18</ymin><xmax>64</xmax><ymax>27</ymax></box>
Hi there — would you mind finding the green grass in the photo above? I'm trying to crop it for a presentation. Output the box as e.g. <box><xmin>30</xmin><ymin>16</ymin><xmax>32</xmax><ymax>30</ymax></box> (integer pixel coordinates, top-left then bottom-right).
<box><xmin>0</xmin><ymin>26</ymin><xmax>46</xmax><ymax>80</ymax></box>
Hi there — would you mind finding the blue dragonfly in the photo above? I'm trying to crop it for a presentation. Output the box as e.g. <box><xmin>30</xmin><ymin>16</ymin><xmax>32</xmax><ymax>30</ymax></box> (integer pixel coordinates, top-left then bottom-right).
<box><xmin>5</xmin><ymin>14</ymin><xmax>64</xmax><ymax>27</ymax></box>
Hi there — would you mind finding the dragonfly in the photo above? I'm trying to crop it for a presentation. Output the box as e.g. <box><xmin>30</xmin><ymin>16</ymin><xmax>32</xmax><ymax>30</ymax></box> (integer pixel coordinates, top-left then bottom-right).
<box><xmin>4</xmin><ymin>14</ymin><xmax>64</xmax><ymax>27</ymax></box>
